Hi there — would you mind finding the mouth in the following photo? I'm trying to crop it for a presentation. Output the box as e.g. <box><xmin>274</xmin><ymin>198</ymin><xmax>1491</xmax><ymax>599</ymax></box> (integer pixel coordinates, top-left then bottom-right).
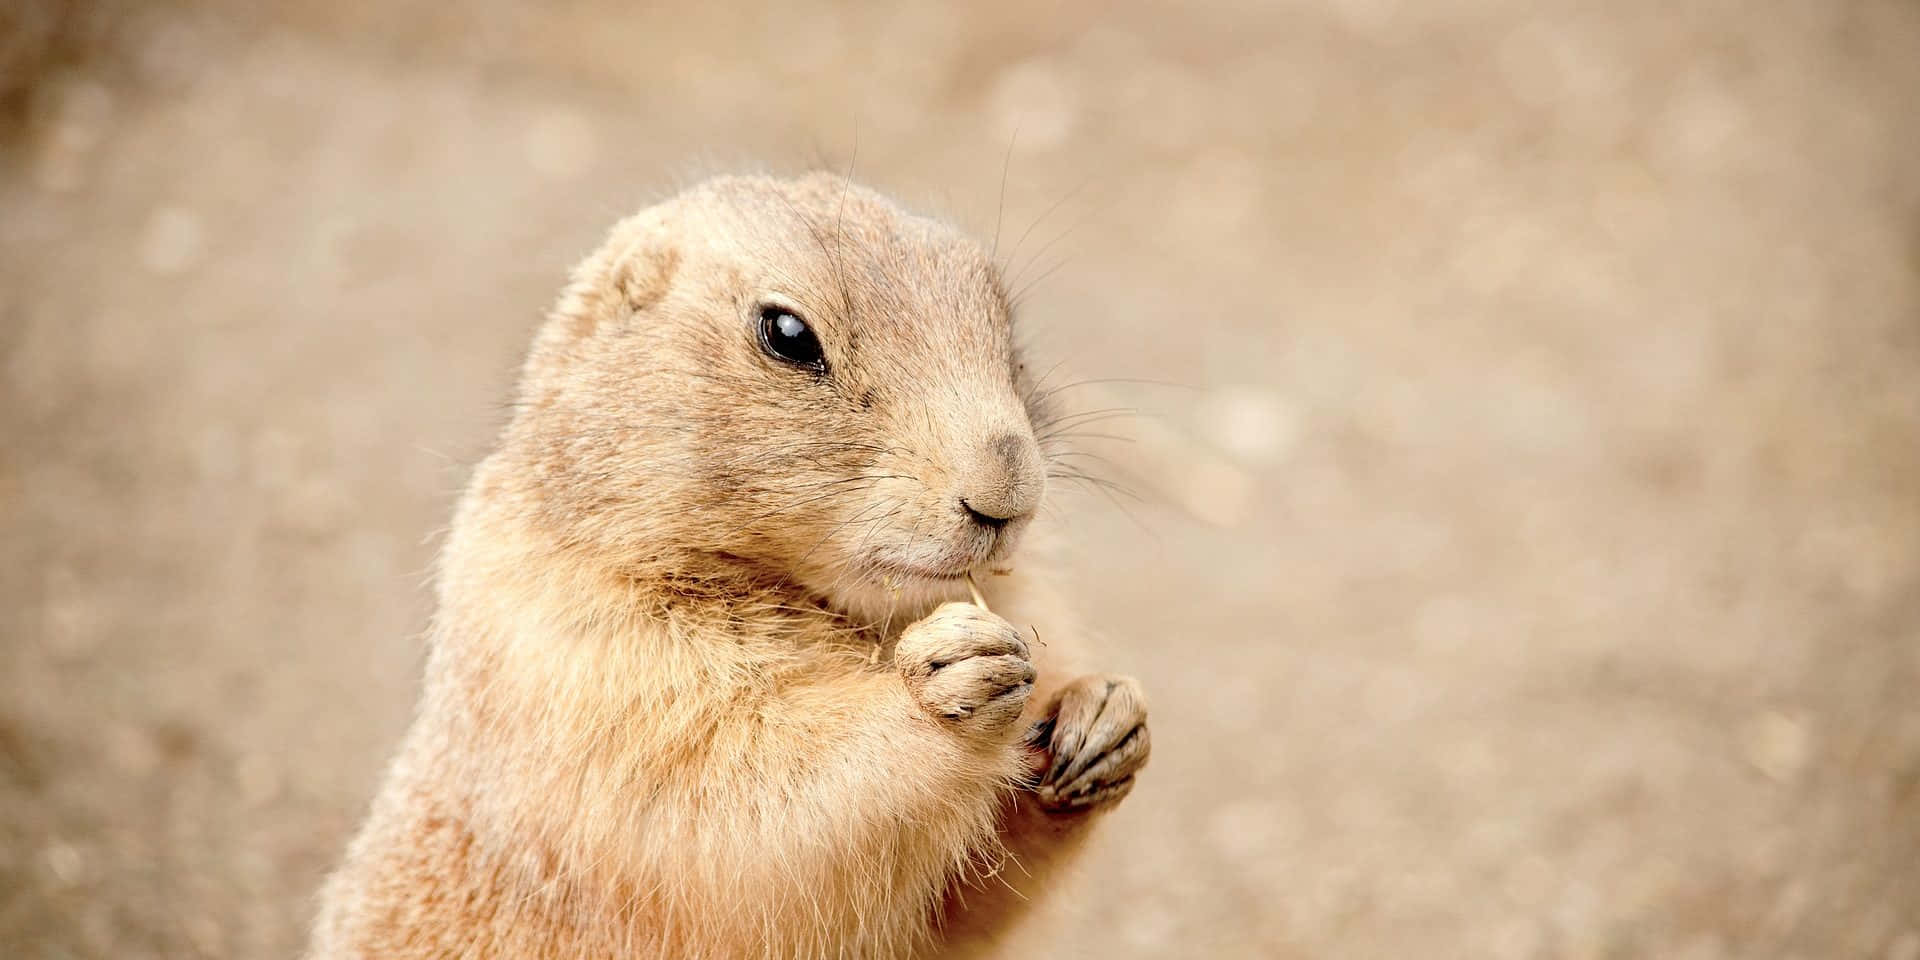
<box><xmin>867</xmin><ymin>555</ymin><xmax>974</xmax><ymax>584</ymax></box>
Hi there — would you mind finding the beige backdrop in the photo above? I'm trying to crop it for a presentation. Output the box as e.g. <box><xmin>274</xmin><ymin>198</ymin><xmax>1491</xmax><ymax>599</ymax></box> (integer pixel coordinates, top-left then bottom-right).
<box><xmin>3</xmin><ymin>1</ymin><xmax>1918</xmax><ymax>957</ymax></box>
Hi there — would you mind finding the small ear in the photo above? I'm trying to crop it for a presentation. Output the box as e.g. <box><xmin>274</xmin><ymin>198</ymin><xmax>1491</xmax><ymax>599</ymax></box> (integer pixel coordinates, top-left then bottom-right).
<box><xmin>547</xmin><ymin>211</ymin><xmax>681</xmax><ymax>342</ymax></box>
<box><xmin>608</xmin><ymin>215</ymin><xmax>680</xmax><ymax>313</ymax></box>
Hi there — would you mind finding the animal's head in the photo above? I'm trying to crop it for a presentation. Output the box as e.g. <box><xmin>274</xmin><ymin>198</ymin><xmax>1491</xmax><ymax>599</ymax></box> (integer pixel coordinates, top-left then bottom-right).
<box><xmin>505</xmin><ymin>173</ymin><xmax>1057</xmax><ymax>617</ymax></box>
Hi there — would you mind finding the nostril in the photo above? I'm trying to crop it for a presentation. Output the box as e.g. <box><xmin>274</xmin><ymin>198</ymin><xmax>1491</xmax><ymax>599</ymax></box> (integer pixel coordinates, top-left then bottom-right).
<box><xmin>958</xmin><ymin>431</ymin><xmax>1043</xmax><ymax>529</ymax></box>
<box><xmin>960</xmin><ymin>499</ymin><xmax>1011</xmax><ymax>530</ymax></box>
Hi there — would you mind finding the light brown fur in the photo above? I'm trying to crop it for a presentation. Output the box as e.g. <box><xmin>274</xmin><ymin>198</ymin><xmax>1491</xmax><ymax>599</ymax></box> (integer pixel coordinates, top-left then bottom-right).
<box><xmin>310</xmin><ymin>173</ymin><xmax>1150</xmax><ymax>959</ymax></box>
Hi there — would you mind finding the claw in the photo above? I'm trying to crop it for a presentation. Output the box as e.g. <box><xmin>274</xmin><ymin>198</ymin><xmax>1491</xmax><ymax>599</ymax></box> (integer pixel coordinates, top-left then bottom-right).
<box><xmin>1055</xmin><ymin>722</ymin><xmax>1149</xmax><ymax>799</ymax></box>
<box><xmin>1031</xmin><ymin>674</ymin><xmax>1150</xmax><ymax>812</ymax></box>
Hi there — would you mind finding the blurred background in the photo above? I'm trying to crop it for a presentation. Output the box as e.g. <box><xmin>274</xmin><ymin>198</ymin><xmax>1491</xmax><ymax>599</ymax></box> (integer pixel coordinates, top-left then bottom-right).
<box><xmin>3</xmin><ymin>0</ymin><xmax>1918</xmax><ymax>957</ymax></box>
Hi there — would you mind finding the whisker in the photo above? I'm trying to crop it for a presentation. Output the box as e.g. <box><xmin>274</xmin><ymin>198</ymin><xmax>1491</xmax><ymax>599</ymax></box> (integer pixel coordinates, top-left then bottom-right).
<box><xmin>1034</xmin><ymin>407</ymin><xmax>1140</xmax><ymax>439</ymax></box>
<box><xmin>1003</xmin><ymin>178</ymin><xmax>1089</xmax><ymax>278</ymax></box>
<box><xmin>989</xmin><ymin>125</ymin><xmax>1019</xmax><ymax>262</ymax></box>
<box><xmin>720</xmin><ymin>483</ymin><xmax>885</xmax><ymax>540</ymax></box>
<box><xmin>831</xmin><ymin>137</ymin><xmax>860</xmax><ymax>312</ymax></box>
<box><xmin>772</xmin><ymin>474</ymin><xmax>916</xmax><ymax>492</ymax></box>
<box><xmin>1036</xmin><ymin>430</ymin><xmax>1135</xmax><ymax>447</ymax></box>
<box><xmin>1009</xmin><ymin>257</ymin><xmax>1069</xmax><ymax>310</ymax></box>
<box><xmin>1026</xmin><ymin>358</ymin><xmax>1071</xmax><ymax>396</ymax></box>
<box><xmin>1007</xmin><ymin>185</ymin><xmax>1116</xmax><ymax>292</ymax></box>
<box><xmin>1051</xmin><ymin>472</ymin><xmax>1158</xmax><ymax>541</ymax></box>
<box><xmin>1044</xmin><ymin>449</ymin><xmax>1131</xmax><ymax>475</ymax></box>
<box><xmin>1039</xmin><ymin>405</ymin><xmax>1139</xmax><ymax>425</ymax></box>
<box><xmin>770</xmin><ymin>192</ymin><xmax>856</xmax><ymax>317</ymax></box>
<box><xmin>1027</xmin><ymin>376</ymin><xmax>1188</xmax><ymax>408</ymax></box>
<box><xmin>794</xmin><ymin>497</ymin><xmax>897</xmax><ymax>571</ymax></box>
<box><xmin>1048</xmin><ymin>469</ymin><xmax>1145</xmax><ymax>503</ymax></box>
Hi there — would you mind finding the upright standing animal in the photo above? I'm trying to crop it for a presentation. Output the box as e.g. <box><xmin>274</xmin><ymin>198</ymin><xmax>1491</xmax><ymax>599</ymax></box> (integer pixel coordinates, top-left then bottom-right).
<box><xmin>310</xmin><ymin>173</ymin><xmax>1151</xmax><ymax>959</ymax></box>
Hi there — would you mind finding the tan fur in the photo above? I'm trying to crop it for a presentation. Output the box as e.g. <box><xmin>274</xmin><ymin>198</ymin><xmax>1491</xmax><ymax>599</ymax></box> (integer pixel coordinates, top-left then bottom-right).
<box><xmin>309</xmin><ymin>174</ymin><xmax>1150</xmax><ymax>959</ymax></box>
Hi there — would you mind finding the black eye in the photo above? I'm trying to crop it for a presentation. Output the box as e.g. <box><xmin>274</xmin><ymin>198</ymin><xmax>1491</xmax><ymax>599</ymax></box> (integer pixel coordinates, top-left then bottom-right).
<box><xmin>758</xmin><ymin>305</ymin><xmax>825</xmax><ymax>368</ymax></box>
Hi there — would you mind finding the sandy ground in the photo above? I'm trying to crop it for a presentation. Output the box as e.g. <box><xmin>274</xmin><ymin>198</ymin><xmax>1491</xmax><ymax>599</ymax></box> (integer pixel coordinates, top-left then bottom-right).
<box><xmin>3</xmin><ymin>1</ymin><xmax>1919</xmax><ymax>957</ymax></box>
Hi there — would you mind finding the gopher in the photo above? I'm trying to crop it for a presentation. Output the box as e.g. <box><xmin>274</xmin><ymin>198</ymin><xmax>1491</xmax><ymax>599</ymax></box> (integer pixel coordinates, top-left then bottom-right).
<box><xmin>309</xmin><ymin>173</ymin><xmax>1151</xmax><ymax>959</ymax></box>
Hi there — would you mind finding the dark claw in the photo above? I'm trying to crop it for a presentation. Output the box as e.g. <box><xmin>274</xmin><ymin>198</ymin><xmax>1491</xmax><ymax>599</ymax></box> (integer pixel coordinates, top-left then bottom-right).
<box><xmin>1025</xmin><ymin>714</ymin><xmax>1056</xmax><ymax>748</ymax></box>
<box><xmin>1040</xmin><ymin>775</ymin><xmax>1135</xmax><ymax>812</ymax></box>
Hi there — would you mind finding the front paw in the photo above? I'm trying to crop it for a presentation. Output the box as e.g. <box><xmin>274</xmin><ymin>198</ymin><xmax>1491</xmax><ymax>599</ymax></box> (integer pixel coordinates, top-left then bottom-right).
<box><xmin>1031</xmin><ymin>674</ymin><xmax>1150</xmax><ymax>813</ymax></box>
<box><xmin>895</xmin><ymin>602</ymin><xmax>1035</xmax><ymax>737</ymax></box>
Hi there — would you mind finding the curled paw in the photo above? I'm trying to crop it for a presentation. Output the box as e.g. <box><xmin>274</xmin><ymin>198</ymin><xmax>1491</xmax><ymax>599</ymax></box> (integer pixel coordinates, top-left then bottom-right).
<box><xmin>895</xmin><ymin>602</ymin><xmax>1034</xmax><ymax>737</ymax></box>
<box><xmin>1030</xmin><ymin>673</ymin><xmax>1149</xmax><ymax>813</ymax></box>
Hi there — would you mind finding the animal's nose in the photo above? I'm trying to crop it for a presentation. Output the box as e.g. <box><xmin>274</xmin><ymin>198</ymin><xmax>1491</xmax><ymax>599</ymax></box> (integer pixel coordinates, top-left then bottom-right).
<box><xmin>957</xmin><ymin>432</ymin><xmax>1043</xmax><ymax>529</ymax></box>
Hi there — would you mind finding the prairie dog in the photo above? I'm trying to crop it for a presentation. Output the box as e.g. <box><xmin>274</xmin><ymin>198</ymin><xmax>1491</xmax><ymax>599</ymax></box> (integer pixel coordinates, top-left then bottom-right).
<box><xmin>310</xmin><ymin>173</ymin><xmax>1151</xmax><ymax>959</ymax></box>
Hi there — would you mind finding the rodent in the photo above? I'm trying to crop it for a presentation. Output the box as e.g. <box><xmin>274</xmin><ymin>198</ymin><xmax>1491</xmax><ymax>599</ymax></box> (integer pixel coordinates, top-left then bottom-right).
<box><xmin>307</xmin><ymin>173</ymin><xmax>1151</xmax><ymax>959</ymax></box>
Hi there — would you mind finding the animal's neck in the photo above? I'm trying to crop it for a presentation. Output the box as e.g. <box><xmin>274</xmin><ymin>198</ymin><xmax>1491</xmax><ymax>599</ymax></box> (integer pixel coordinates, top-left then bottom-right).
<box><xmin>416</xmin><ymin>494</ymin><xmax>879</xmax><ymax>848</ymax></box>
<box><xmin>434</xmin><ymin>485</ymin><xmax>916</xmax><ymax>680</ymax></box>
